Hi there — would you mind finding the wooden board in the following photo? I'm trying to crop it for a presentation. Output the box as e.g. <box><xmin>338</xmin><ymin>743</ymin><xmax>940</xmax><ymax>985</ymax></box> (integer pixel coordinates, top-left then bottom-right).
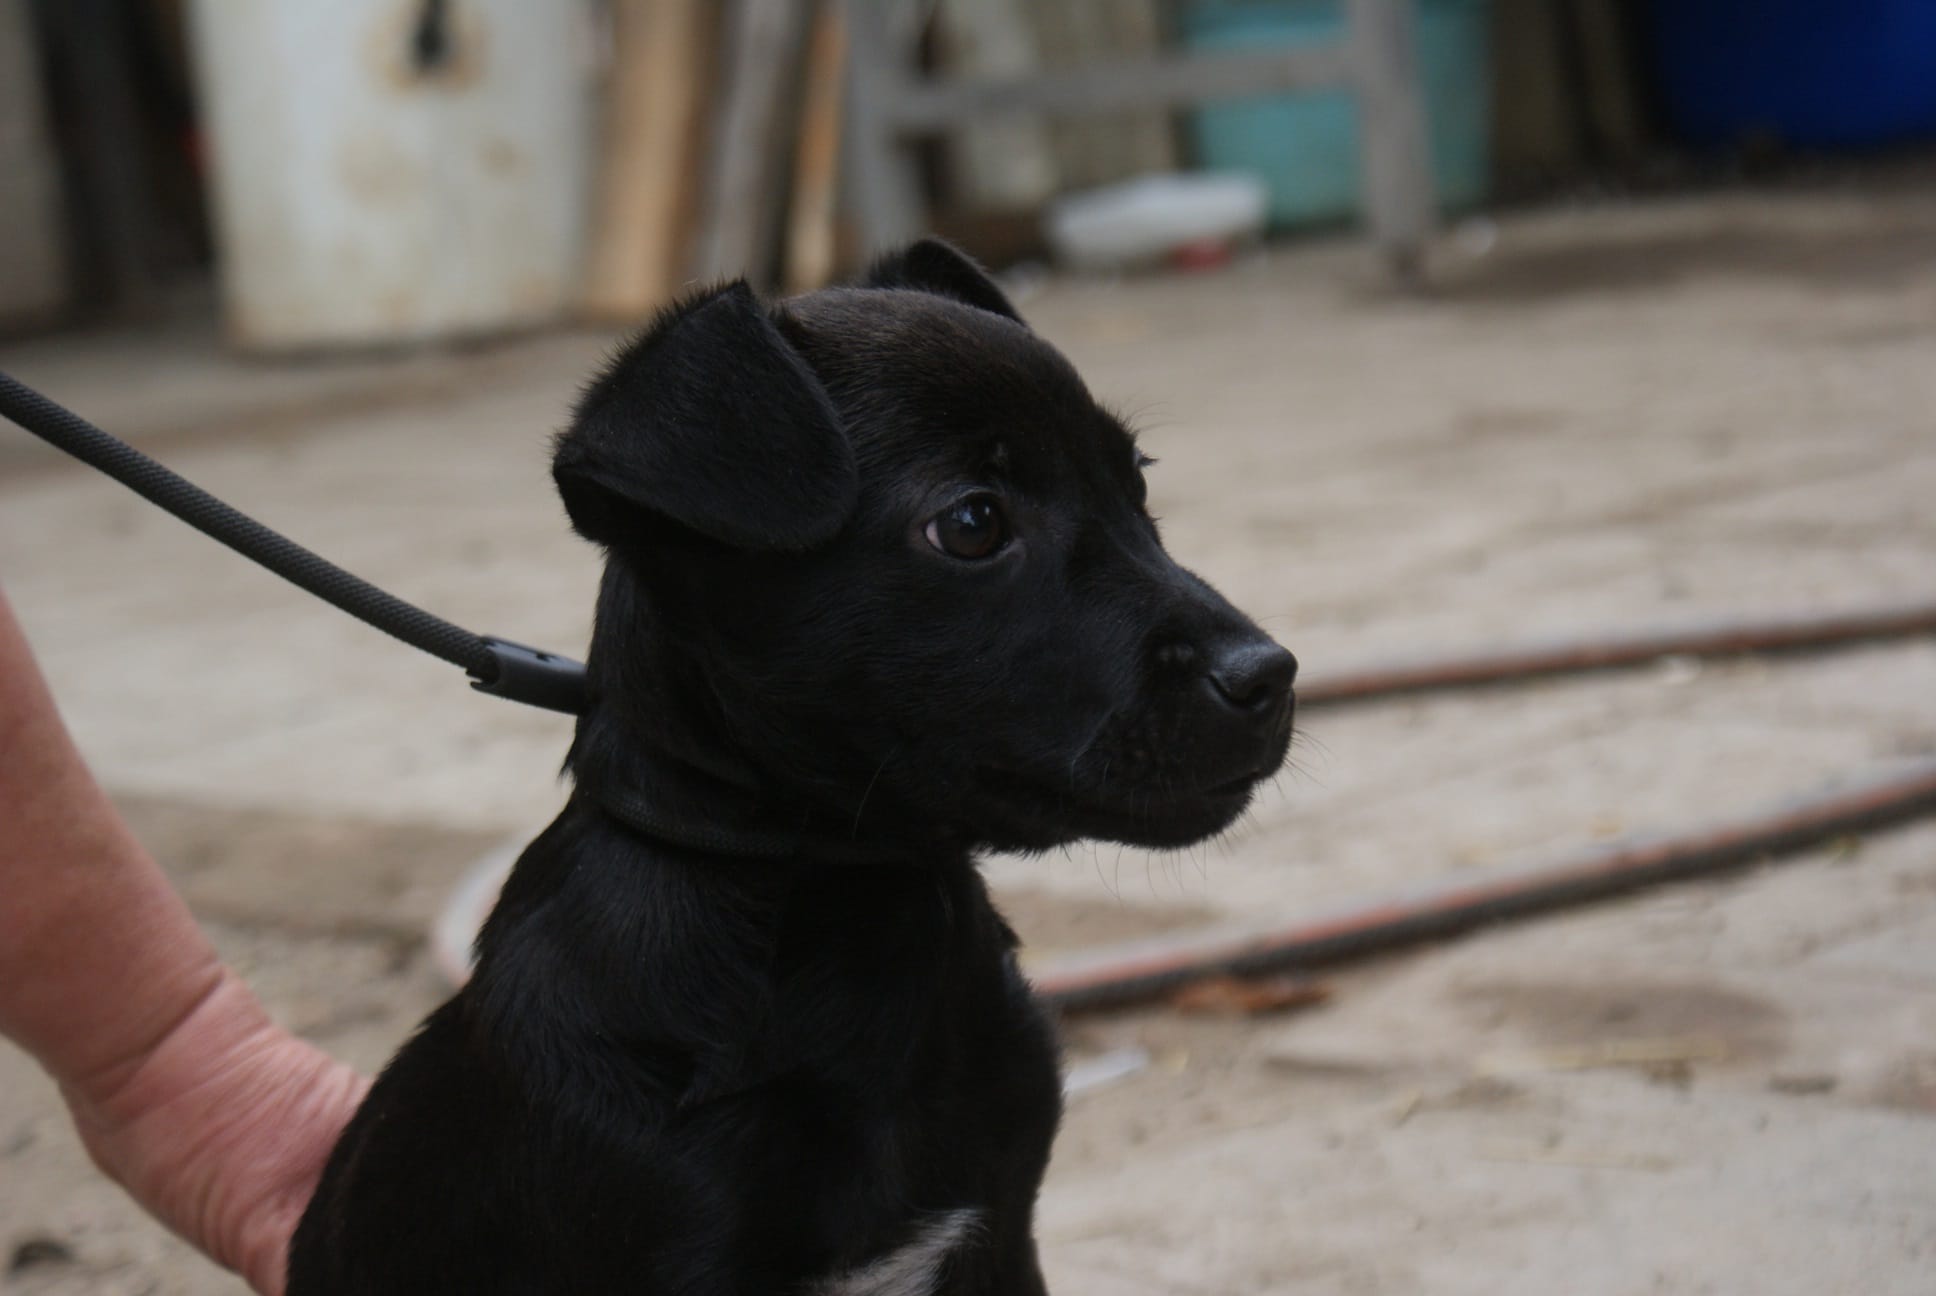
<box><xmin>692</xmin><ymin>0</ymin><xmax>812</xmax><ymax>284</ymax></box>
<box><xmin>0</xmin><ymin>0</ymin><xmax>68</xmax><ymax>325</ymax></box>
<box><xmin>582</xmin><ymin>0</ymin><xmax>710</xmax><ymax>323</ymax></box>
<box><xmin>785</xmin><ymin>0</ymin><xmax>847</xmax><ymax>293</ymax></box>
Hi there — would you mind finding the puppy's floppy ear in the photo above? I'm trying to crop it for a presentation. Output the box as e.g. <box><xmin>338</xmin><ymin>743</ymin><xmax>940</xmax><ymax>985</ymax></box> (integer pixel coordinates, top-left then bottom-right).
<box><xmin>865</xmin><ymin>238</ymin><xmax>1023</xmax><ymax>324</ymax></box>
<box><xmin>554</xmin><ymin>281</ymin><xmax>856</xmax><ymax>551</ymax></box>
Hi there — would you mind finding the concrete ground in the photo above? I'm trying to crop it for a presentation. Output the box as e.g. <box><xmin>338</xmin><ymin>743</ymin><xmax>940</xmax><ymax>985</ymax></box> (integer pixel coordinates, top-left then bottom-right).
<box><xmin>3</xmin><ymin>183</ymin><xmax>1936</xmax><ymax>1293</ymax></box>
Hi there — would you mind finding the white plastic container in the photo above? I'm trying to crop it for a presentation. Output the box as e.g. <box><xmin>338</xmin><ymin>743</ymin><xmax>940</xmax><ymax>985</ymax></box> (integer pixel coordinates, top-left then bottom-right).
<box><xmin>1045</xmin><ymin>172</ymin><xmax>1270</xmax><ymax>271</ymax></box>
<box><xmin>188</xmin><ymin>0</ymin><xmax>593</xmax><ymax>350</ymax></box>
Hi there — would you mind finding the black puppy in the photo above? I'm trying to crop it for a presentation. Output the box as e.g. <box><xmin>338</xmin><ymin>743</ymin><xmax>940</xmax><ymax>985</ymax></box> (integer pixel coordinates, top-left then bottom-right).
<box><xmin>288</xmin><ymin>241</ymin><xmax>1294</xmax><ymax>1295</ymax></box>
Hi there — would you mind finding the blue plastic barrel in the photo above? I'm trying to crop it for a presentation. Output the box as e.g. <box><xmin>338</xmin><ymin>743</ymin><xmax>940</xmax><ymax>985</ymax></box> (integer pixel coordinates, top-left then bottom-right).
<box><xmin>1650</xmin><ymin>0</ymin><xmax>1936</xmax><ymax>149</ymax></box>
<box><xmin>1182</xmin><ymin>0</ymin><xmax>1491</xmax><ymax>229</ymax></box>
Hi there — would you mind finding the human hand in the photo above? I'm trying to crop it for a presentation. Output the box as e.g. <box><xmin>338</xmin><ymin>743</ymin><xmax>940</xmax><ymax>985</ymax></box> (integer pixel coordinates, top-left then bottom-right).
<box><xmin>59</xmin><ymin>970</ymin><xmax>368</xmax><ymax>1296</ymax></box>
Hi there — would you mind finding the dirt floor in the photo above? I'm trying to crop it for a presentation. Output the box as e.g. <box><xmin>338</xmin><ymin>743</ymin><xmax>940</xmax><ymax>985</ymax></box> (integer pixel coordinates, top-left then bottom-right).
<box><xmin>4</xmin><ymin>181</ymin><xmax>1936</xmax><ymax>1293</ymax></box>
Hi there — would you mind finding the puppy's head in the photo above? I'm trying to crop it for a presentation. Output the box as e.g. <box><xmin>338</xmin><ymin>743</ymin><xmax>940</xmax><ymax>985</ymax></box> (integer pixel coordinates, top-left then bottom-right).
<box><xmin>555</xmin><ymin>241</ymin><xmax>1293</xmax><ymax>853</ymax></box>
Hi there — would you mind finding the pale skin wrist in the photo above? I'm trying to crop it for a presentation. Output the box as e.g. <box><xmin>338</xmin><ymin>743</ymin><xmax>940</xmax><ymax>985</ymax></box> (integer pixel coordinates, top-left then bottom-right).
<box><xmin>60</xmin><ymin>971</ymin><xmax>369</xmax><ymax>1294</ymax></box>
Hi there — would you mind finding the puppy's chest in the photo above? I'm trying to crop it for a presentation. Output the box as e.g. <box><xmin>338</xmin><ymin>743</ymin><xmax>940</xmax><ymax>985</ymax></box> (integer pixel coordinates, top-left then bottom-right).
<box><xmin>748</xmin><ymin>877</ymin><xmax>1062</xmax><ymax>1288</ymax></box>
<box><xmin>773</xmin><ymin>989</ymin><xmax>1058</xmax><ymax>1296</ymax></box>
<box><xmin>758</xmin><ymin>897</ymin><xmax>1061</xmax><ymax>1172</ymax></box>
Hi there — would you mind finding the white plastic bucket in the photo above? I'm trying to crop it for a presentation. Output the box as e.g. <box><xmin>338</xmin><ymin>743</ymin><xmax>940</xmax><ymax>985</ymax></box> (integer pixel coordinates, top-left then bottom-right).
<box><xmin>188</xmin><ymin>0</ymin><xmax>593</xmax><ymax>350</ymax></box>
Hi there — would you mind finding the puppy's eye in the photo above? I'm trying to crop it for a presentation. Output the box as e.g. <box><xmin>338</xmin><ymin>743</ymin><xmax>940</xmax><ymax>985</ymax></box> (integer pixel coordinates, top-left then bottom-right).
<box><xmin>924</xmin><ymin>494</ymin><xmax>1009</xmax><ymax>560</ymax></box>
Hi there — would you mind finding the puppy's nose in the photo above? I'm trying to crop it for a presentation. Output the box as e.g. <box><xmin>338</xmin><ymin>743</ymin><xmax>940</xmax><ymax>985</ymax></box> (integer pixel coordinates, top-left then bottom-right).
<box><xmin>1206</xmin><ymin>640</ymin><xmax>1298</xmax><ymax>714</ymax></box>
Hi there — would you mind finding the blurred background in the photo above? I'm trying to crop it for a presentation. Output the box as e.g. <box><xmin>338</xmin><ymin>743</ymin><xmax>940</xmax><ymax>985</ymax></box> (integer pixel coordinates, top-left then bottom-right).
<box><xmin>4</xmin><ymin>2</ymin><xmax>1936</xmax><ymax>1294</ymax></box>
<box><xmin>7</xmin><ymin>0</ymin><xmax>1936</xmax><ymax>338</ymax></box>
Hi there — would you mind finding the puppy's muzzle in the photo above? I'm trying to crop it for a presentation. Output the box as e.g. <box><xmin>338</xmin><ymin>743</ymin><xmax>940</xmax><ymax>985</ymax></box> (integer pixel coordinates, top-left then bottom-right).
<box><xmin>1190</xmin><ymin>636</ymin><xmax>1296</xmax><ymax>783</ymax></box>
<box><xmin>1144</xmin><ymin>629</ymin><xmax>1296</xmax><ymax>796</ymax></box>
<box><xmin>1205</xmin><ymin>638</ymin><xmax>1298</xmax><ymax>718</ymax></box>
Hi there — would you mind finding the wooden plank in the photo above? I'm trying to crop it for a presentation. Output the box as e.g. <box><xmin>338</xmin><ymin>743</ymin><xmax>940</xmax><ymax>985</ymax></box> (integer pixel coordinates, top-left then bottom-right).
<box><xmin>1570</xmin><ymin>0</ymin><xmax>1648</xmax><ymax>157</ymax></box>
<box><xmin>1029</xmin><ymin>0</ymin><xmax>1175</xmax><ymax>193</ymax></box>
<box><xmin>0</xmin><ymin>0</ymin><xmax>68</xmax><ymax>324</ymax></box>
<box><xmin>693</xmin><ymin>0</ymin><xmax>812</xmax><ymax>283</ymax></box>
<box><xmin>784</xmin><ymin>0</ymin><xmax>846</xmax><ymax>293</ymax></box>
<box><xmin>46</xmin><ymin>0</ymin><xmax>157</xmax><ymax>311</ymax></box>
<box><xmin>1346</xmin><ymin>0</ymin><xmax>1435</xmax><ymax>281</ymax></box>
<box><xmin>839</xmin><ymin>0</ymin><xmax>924</xmax><ymax>257</ymax></box>
<box><xmin>1490</xmin><ymin>0</ymin><xmax>1582</xmax><ymax>181</ymax></box>
<box><xmin>886</xmin><ymin>46</ymin><xmax>1352</xmax><ymax>133</ymax></box>
<box><xmin>582</xmin><ymin>0</ymin><xmax>710</xmax><ymax>322</ymax></box>
<box><xmin>935</xmin><ymin>0</ymin><xmax>1059</xmax><ymax>213</ymax></box>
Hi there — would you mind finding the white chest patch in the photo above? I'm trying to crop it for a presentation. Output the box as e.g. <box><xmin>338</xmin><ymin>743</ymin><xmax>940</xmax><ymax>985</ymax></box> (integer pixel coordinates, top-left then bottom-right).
<box><xmin>810</xmin><ymin>1209</ymin><xmax>984</xmax><ymax>1296</ymax></box>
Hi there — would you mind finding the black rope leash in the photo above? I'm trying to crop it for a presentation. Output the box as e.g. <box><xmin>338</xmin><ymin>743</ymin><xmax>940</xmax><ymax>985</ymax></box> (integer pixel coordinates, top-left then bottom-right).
<box><xmin>0</xmin><ymin>369</ymin><xmax>588</xmax><ymax>715</ymax></box>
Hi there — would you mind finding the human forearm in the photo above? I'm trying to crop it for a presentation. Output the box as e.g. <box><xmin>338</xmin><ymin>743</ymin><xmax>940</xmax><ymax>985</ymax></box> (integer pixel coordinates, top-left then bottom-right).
<box><xmin>0</xmin><ymin>588</ymin><xmax>366</xmax><ymax>1294</ymax></box>
<box><xmin>0</xmin><ymin>588</ymin><xmax>228</xmax><ymax>1093</ymax></box>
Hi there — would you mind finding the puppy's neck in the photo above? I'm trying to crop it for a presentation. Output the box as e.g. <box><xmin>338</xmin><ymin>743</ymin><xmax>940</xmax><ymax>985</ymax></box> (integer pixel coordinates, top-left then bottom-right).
<box><xmin>565</xmin><ymin>566</ymin><xmax>953</xmax><ymax>866</ymax></box>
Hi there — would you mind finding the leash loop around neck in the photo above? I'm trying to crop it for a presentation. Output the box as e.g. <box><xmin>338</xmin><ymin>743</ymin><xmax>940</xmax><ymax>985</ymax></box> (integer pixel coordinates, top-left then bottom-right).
<box><xmin>0</xmin><ymin>368</ymin><xmax>588</xmax><ymax>715</ymax></box>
